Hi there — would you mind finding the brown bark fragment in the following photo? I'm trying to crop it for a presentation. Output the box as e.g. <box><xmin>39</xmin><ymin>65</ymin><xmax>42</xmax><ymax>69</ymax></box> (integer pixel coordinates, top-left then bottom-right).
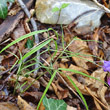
<box><xmin>0</xmin><ymin>0</ymin><xmax>34</xmax><ymax>43</ymax></box>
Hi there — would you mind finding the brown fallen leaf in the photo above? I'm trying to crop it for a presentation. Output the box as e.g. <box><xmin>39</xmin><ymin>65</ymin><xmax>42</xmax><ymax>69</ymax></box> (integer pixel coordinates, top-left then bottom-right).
<box><xmin>0</xmin><ymin>66</ymin><xmax>5</xmax><ymax>72</ymax></box>
<box><xmin>67</xmin><ymin>105</ymin><xmax>77</xmax><ymax>110</ymax></box>
<box><xmin>51</xmin><ymin>82</ymin><xmax>69</xmax><ymax>99</ymax></box>
<box><xmin>2</xmin><ymin>21</ymin><xmax>27</xmax><ymax>69</ymax></box>
<box><xmin>67</xmin><ymin>37</ymin><xmax>93</xmax><ymax>70</ymax></box>
<box><xmin>0</xmin><ymin>102</ymin><xmax>19</xmax><ymax>110</ymax></box>
<box><xmin>11</xmin><ymin>21</ymin><xmax>27</xmax><ymax>53</ymax></box>
<box><xmin>88</xmin><ymin>28</ymin><xmax>99</xmax><ymax>56</ymax></box>
<box><xmin>17</xmin><ymin>96</ymin><xmax>35</xmax><ymax>110</ymax></box>
<box><xmin>68</xmin><ymin>64</ymin><xmax>89</xmax><ymax>76</ymax></box>
<box><xmin>0</xmin><ymin>0</ymin><xmax>34</xmax><ymax>43</ymax></box>
<box><xmin>85</xmin><ymin>68</ymin><xmax>107</xmax><ymax>88</ymax></box>
<box><xmin>9</xmin><ymin>75</ymin><xmax>40</xmax><ymax>92</ymax></box>
<box><xmin>21</xmin><ymin>92</ymin><xmax>42</xmax><ymax>104</ymax></box>
<box><xmin>59</xmin><ymin>63</ymin><xmax>97</xmax><ymax>95</ymax></box>
<box><xmin>94</xmin><ymin>99</ymin><xmax>103</xmax><ymax>110</ymax></box>
<box><xmin>97</xmin><ymin>86</ymin><xmax>109</xmax><ymax>109</ymax></box>
<box><xmin>39</xmin><ymin>102</ymin><xmax>45</xmax><ymax>110</ymax></box>
<box><xmin>85</xmin><ymin>87</ymin><xmax>109</xmax><ymax>110</ymax></box>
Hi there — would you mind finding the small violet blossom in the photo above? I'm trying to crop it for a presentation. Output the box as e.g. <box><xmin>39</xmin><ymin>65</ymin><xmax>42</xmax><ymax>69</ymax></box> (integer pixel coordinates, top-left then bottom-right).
<box><xmin>102</xmin><ymin>60</ymin><xmax>110</xmax><ymax>86</ymax></box>
<box><xmin>102</xmin><ymin>60</ymin><xmax>110</xmax><ymax>72</ymax></box>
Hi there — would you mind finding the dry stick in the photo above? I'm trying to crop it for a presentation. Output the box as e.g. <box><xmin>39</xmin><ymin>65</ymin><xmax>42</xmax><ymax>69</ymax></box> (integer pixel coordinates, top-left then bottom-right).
<box><xmin>17</xmin><ymin>0</ymin><xmax>39</xmax><ymax>77</ymax></box>
<box><xmin>0</xmin><ymin>64</ymin><xmax>18</xmax><ymax>76</ymax></box>
<box><xmin>93</xmin><ymin>0</ymin><xmax>110</xmax><ymax>13</ymax></box>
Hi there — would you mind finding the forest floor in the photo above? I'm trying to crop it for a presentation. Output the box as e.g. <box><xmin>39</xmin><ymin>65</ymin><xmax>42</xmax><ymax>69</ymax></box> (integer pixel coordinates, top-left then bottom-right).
<box><xmin>0</xmin><ymin>0</ymin><xmax>110</xmax><ymax>110</ymax></box>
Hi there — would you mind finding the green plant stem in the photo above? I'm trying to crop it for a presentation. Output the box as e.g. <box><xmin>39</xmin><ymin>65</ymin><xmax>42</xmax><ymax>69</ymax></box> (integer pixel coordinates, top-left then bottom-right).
<box><xmin>37</xmin><ymin>70</ymin><xmax>57</xmax><ymax>110</ymax></box>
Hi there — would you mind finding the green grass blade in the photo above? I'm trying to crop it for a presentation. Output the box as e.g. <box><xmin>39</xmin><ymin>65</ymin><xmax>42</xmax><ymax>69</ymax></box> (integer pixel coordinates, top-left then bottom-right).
<box><xmin>58</xmin><ymin>68</ymin><xmax>108</xmax><ymax>87</ymax></box>
<box><xmin>66</xmin><ymin>75</ymin><xmax>88</xmax><ymax>110</ymax></box>
<box><xmin>20</xmin><ymin>38</ymin><xmax>53</xmax><ymax>62</ymax></box>
<box><xmin>37</xmin><ymin>70</ymin><xmax>57</xmax><ymax>110</ymax></box>
<box><xmin>0</xmin><ymin>29</ymin><xmax>48</xmax><ymax>53</ymax></box>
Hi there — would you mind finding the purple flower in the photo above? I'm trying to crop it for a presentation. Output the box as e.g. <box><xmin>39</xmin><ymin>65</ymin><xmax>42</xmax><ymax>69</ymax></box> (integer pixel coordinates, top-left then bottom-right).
<box><xmin>102</xmin><ymin>61</ymin><xmax>110</xmax><ymax>72</ymax></box>
<box><xmin>102</xmin><ymin>60</ymin><xmax>110</xmax><ymax>86</ymax></box>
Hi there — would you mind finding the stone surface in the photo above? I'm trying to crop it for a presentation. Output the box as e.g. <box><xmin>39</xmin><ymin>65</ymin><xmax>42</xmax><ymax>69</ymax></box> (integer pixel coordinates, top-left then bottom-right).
<box><xmin>35</xmin><ymin>0</ymin><xmax>104</xmax><ymax>30</ymax></box>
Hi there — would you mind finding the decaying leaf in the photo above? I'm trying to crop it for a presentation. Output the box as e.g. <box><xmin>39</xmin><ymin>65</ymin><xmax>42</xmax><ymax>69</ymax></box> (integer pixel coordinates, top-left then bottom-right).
<box><xmin>59</xmin><ymin>61</ymin><xmax>110</xmax><ymax>109</ymax></box>
<box><xmin>67</xmin><ymin>37</ymin><xmax>93</xmax><ymax>69</ymax></box>
<box><xmin>94</xmin><ymin>99</ymin><xmax>103</xmax><ymax>110</ymax></box>
<box><xmin>0</xmin><ymin>65</ymin><xmax>5</xmax><ymax>72</ymax></box>
<box><xmin>0</xmin><ymin>102</ymin><xmax>19</xmax><ymax>110</ymax></box>
<box><xmin>88</xmin><ymin>28</ymin><xmax>99</xmax><ymax>56</ymax></box>
<box><xmin>59</xmin><ymin>63</ymin><xmax>95</xmax><ymax>95</ymax></box>
<box><xmin>67</xmin><ymin>105</ymin><xmax>77</xmax><ymax>110</ymax></box>
<box><xmin>11</xmin><ymin>21</ymin><xmax>27</xmax><ymax>53</ymax></box>
<box><xmin>10</xmin><ymin>75</ymin><xmax>40</xmax><ymax>92</ymax></box>
<box><xmin>85</xmin><ymin>68</ymin><xmax>107</xmax><ymax>88</ymax></box>
<box><xmin>39</xmin><ymin>102</ymin><xmax>45</xmax><ymax>110</ymax></box>
<box><xmin>17</xmin><ymin>96</ymin><xmax>35</xmax><ymax>110</ymax></box>
<box><xmin>21</xmin><ymin>92</ymin><xmax>42</xmax><ymax>104</ymax></box>
<box><xmin>51</xmin><ymin>82</ymin><xmax>69</xmax><ymax>99</ymax></box>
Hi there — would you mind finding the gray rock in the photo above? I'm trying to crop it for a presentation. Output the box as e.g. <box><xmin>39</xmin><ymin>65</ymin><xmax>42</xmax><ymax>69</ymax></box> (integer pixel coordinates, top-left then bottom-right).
<box><xmin>35</xmin><ymin>0</ymin><xmax>104</xmax><ymax>30</ymax></box>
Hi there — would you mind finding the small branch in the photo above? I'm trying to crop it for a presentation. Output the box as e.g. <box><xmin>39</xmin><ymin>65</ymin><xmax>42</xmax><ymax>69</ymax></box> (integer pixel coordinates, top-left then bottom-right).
<box><xmin>17</xmin><ymin>0</ymin><xmax>39</xmax><ymax>77</ymax></box>
<box><xmin>92</xmin><ymin>0</ymin><xmax>110</xmax><ymax>13</ymax></box>
<box><xmin>0</xmin><ymin>64</ymin><xmax>18</xmax><ymax>76</ymax></box>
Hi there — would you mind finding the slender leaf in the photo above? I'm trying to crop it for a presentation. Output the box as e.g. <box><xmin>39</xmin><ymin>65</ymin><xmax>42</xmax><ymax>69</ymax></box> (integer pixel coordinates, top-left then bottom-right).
<box><xmin>37</xmin><ymin>70</ymin><xmax>57</xmax><ymax>110</ymax></box>
<box><xmin>66</xmin><ymin>75</ymin><xmax>88</xmax><ymax>110</ymax></box>
<box><xmin>25</xmin><ymin>38</ymin><xmax>34</xmax><ymax>48</ymax></box>
<box><xmin>20</xmin><ymin>38</ymin><xmax>53</xmax><ymax>62</ymax></box>
<box><xmin>52</xmin><ymin>7</ymin><xmax>60</xmax><ymax>12</ymax></box>
<box><xmin>61</xmin><ymin>3</ymin><xmax>70</xmax><ymax>9</ymax></box>
<box><xmin>58</xmin><ymin>68</ymin><xmax>103</xmax><ymax>83</ymax></box>
<box><xmin>0</xmin><ymin>29</ymin><xmax>48</xmax><ymax>53</ymax></box>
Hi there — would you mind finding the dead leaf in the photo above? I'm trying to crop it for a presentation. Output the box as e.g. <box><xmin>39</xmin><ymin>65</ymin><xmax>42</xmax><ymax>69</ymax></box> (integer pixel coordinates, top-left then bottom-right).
<box><xmin>11</xmin><ymin>21</ymin><xmax>27</xmax><ymax>53</ymax></box>
<box><xmin>39</xmin><ymin>102</ymin><xmax>45</xmax><ymax>110</ymax></box>
<box><xmin>0</xmin><ymin>66</ymin><xmax>5</xmax><ymax>72</ymax></box>
<box><xmin>38</xmin><ymin>75</ymin><xmax>53</xmax><ymax>91</ymax></box>
<box><xmin>10</xmin><ymin>75</ymin><xmax>40</xmax><ymax>92</ymax></box>
<box><xmin>68</xmin><ymin>64</ymin><xmax>89</xmax><ymax>75</ymax></box>
<box><xmin>67</xmin><ymin>37</ymin><xmax>93</xmax><ymax>69</ymax></box>
<box><xmin>21</xmin><ymin>92</ymin><xmax>42</xmax><ymax>104</ymax></box>
<box><xmin>67</xmin><ymin>105</ymin><xmax>77</xmax><ymax>110</ymax></box>
<box><xmin>0</xmin><ymin>102</ymin><xmax>19</xmax><ymax>110</ymax></box>
<box><xmin>51</xmin><ymin>82</ymin><xmax>69</xmax><ymax>99</ymax></box>
<box><xmin>94</xmin><ymin>99</ymin><xmax>103</xmax><ymax>110</ymax></box>
<box><xmin>88</xmin><ymin>28</ymin><xmax>99</xmax><ymax>56</ymax></box>
<box><xmin>59</xmin><ymin>63</ymin><xmax>96</xmax><ymax>95</ymax></box>
<box><xmin>85</xmin><ymin>68</ymin><xmax>107</xmax><ymax>88</ymax></box>
<box><xmin>97</xmin><ymin>86</ymin><xmax>109</xmax><ymax>108</ymax></box>
<box><xmin>17</xmin><ymin>96</ymin><xmax>35</xmax><ymax>110</ymax></box>
<box><xmin>85</xmin><ymin>87</ymin><xmax>109</xmax><ymax>110</ymax></box>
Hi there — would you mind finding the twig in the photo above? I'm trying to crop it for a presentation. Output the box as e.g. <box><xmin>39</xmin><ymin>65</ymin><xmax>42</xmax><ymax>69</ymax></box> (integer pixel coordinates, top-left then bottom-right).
<box><xmin>0</xmin><ymin>64</ymin><xmax>19</xmax><ymax>76</ymax></box>
<box><xmin>4</xmin><ymin>68</ymin><xmax>17</xmax><ymax>83</ymax></box>
<box><xmin>17</xmin><ymin>0</ymin><xmax>39</xmax><ymax>77</ymax></box>
<box><xmin>92</xmin><ymin>0</ymin><xmax>110</xmax><ymax>13</ymax></box>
